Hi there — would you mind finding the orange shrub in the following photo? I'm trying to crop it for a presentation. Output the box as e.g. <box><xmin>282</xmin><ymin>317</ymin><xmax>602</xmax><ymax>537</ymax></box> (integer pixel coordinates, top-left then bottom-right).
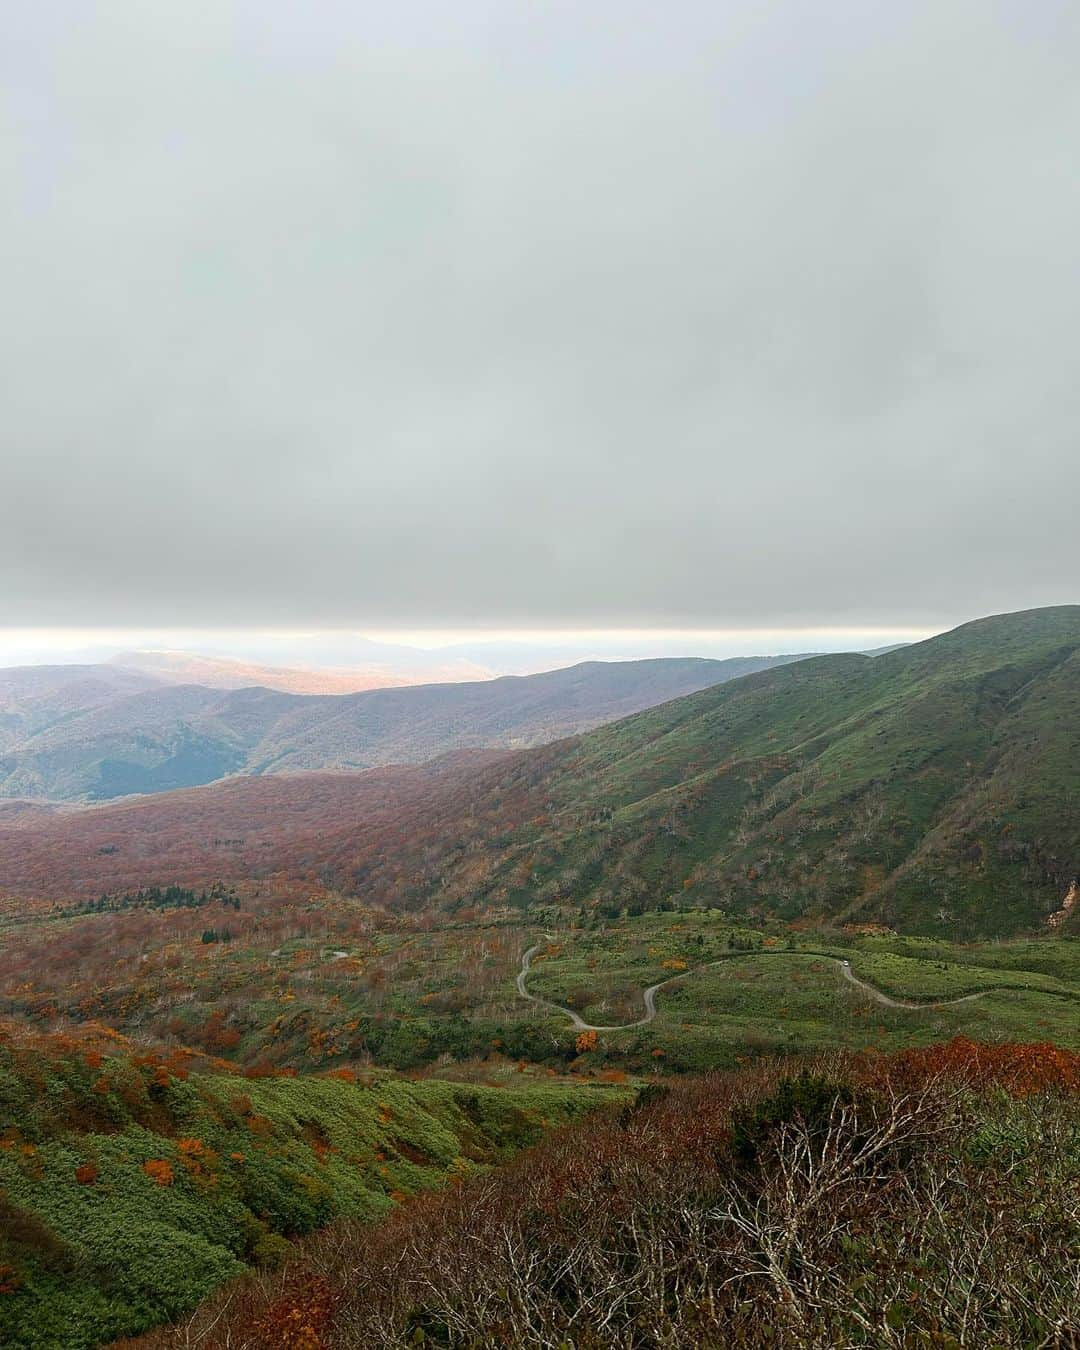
<box><xmin>143</xmin><ymin>1159</ymin><xmax>174</xmax><ymax>1186</ymax></box>
<box><xmin>598</xmin><ymin>1068</ymin><xmax>628</xmax><ymax>1083</ymax></box>
<box><xmin>891</xmin><ymin>1037</ymin><xmax>1080</xmax><ymax>1096</ymax></box>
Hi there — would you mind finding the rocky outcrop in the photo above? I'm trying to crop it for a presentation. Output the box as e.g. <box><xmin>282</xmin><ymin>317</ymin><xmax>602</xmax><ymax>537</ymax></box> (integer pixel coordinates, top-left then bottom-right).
<box><xmin>1048</xmin><ymin>879</ymin><xmax>1078</xmax><ymax>929</ymax></box>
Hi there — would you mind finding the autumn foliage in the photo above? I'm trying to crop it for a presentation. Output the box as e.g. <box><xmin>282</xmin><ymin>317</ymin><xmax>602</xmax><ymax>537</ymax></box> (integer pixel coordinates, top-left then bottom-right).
<box><xmin>252</xmin><ymin>1275</ymin><xmax>335</xmax><ymax>1350</ymax></box>
<box><xmin>889</xmin><ymin>1035</ymin><xmax>1080</xmax><ymax>1095</ymax></box>
<box><xmin>142</xmin><ymin>1159</ymin><xmax>174</xmax><ymax>1186</ymax></box>
<box><xmin>0</xmin><ymin>753</ymin><xmax>550</xmax><ymax>903</ymax></box>
<box><xmin>124</xmin><ymin>1041</ymin><xmax>1080</xmax><ymax>1349</ymax></box>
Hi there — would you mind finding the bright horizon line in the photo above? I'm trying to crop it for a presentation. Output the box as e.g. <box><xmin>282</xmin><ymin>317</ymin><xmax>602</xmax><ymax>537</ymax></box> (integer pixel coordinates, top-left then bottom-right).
<box><xmin>0</xmin><ymin>623</ymin><xmax>944</xmax><ymax>665</ymax></box>
<box><xmin>0</xmin><ymin>624</ymin><xmax>942</xmax><ymax>647</ymax></box>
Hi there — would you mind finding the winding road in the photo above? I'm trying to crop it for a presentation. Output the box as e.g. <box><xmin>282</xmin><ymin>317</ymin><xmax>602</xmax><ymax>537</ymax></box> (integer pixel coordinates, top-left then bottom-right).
<box><xmin>516</xmin><ymin>942</ymin><xmax>1001</xmax><ymax>1033</ymax></box>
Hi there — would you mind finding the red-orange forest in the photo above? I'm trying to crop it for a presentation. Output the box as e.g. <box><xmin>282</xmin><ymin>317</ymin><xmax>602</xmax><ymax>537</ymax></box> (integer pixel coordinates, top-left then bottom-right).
<box><xmin>0</xmin><ymin>751</ymin><xmax>541</xmax><ymax>904</ymax></box>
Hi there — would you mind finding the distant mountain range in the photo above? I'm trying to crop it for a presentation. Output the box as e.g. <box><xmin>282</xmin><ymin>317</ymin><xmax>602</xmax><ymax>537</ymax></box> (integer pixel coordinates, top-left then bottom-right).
<box><xmin>107</xmin><ymin>649</ymin><xmax>490</xmax><ymax>694</ymax></box>
<box><xmin>0</xmin><ymin>652</ymin><xmax>808</xmax><ymax>801</ymax></box>
<box><xmin>0</xmin><ymin>607</ymin><xmax>1077</xmax><ymax>937</ymax></box>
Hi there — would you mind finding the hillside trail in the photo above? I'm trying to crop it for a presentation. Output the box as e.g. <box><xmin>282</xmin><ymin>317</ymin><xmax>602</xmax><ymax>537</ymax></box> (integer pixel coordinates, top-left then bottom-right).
<box><xmin>516</xmin><ymin>941</ymin><xmax>1001</xmax><ymax>1033</ymax></box>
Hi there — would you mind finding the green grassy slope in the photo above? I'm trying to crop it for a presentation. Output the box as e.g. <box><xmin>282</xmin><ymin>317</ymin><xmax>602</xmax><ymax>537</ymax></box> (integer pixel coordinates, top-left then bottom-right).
<box><xmin>0</xmin><ymin>1029</ymin><xmax>611</xmax><ymax>1349</ymax></box>
<box><xmin>485</xmin><ymin>606</ymin><xmax>1080</xmax><ymax>936</ymax></box>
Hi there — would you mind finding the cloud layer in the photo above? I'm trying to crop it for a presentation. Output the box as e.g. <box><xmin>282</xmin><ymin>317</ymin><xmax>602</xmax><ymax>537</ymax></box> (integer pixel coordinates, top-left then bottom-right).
<box><xmin>3</xmin><ymin>1</ymin><xmax>1078</xmax><ymax>628</ymax></box>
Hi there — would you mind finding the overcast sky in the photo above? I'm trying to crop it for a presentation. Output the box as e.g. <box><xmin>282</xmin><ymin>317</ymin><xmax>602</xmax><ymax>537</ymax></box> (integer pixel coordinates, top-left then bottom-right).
<box><xmin>3</xmin><ymin>1</ymin><xmax>1078</xmax><ymax>636</ymax></box>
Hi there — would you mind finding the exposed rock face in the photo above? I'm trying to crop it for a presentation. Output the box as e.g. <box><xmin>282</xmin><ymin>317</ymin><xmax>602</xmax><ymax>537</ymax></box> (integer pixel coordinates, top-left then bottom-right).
<box><xmin>1048</xmin><ymin>879</ymin><xmax>1078</xmax><ymax>929</ymax></box>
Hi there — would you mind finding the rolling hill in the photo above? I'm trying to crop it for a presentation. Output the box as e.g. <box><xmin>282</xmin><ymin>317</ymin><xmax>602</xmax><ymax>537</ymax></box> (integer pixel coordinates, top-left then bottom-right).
<box><xmin>2</xmin><ymin>613</ymin><xmax>1079</xmax><ymax>1348</ymax></box>
<box><xmin>0</xmin><ymin>665</ymin><xmax>162</xmax><ymax>751</ymax></box>
<box><xmin>0</xmin><ymin>654</ymin><xmax>804</xmax><ymax>801</ymax></box>
<box><xmin>0</xmin><ymin>607</ymin><xmax>1077</xmax><ymax>936</ymax></box>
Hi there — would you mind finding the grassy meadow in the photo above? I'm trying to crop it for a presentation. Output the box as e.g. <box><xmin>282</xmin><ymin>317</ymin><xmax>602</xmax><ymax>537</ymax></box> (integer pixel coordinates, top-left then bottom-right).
<box><xmin>517</xmin><ymin>910</ymin><xmax>1080</xmax><ymax>1070</ymax></box>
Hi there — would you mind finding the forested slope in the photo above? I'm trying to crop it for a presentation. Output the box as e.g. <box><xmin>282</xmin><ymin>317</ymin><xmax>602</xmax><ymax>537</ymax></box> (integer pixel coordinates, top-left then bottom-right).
<box><xmin>2</xmin><ymin>608</ymin><xmax>1078</xmax><ymax>936</ymax></box>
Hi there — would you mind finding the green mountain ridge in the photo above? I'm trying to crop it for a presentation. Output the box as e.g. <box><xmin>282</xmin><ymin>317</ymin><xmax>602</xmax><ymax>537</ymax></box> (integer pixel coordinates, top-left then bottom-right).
<box><xmin>476</xmin><ymin>606</ymin><xmax>1080</xmax><ymax>937</ymax></box>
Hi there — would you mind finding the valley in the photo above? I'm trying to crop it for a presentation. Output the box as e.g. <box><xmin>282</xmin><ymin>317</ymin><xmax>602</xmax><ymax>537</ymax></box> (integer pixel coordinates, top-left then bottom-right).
<box><xmin>0</xmin><ymin>607</ymin><xmax>1078</xmax><ymax>1347</ymax></box>
<box><xmin>9</xmin><ymin>4</ymin><xmax>1079</xmax><ymax>1339</ymax></box>
<box><xmin>2</xmin><ymin>890</ymin><xmax>1076</xmax><ymax>1080</ymax></box>
<box><xmin>4</xmin><ymin>606</ymin><xmax>1080</xmax><ymax>937</ymax></box>
<box><xmin>517</xmin><ymin>939</ymin><xmax>1012</xmax><ymax>1032</ymax></box>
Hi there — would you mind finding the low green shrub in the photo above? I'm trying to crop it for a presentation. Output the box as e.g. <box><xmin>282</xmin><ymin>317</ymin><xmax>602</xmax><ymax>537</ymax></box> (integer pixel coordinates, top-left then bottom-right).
<box><xmin>729</xmin><ymin>1071</ymin><xmax>854</xmax><ymax>1167</ymax></box>
<box><xmin>0</xmin><ymin>1036</ymin><xmax>613</xmax><ymax>1350</ymax></box>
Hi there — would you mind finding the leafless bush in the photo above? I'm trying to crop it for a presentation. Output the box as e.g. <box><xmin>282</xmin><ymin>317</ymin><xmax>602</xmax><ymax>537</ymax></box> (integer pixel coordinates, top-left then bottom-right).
<box><xmin>125</xmin><ymin>1054</ymin><xmax>1080</xmax><ymax>1350</ymax></box>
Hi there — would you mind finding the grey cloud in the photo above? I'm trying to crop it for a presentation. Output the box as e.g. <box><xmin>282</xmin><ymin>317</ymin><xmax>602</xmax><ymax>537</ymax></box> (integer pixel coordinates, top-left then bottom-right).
<box><xmin>2</xmin><ymin>0</ymin><xmax>1078</xmax><ymax>629</ymax></box>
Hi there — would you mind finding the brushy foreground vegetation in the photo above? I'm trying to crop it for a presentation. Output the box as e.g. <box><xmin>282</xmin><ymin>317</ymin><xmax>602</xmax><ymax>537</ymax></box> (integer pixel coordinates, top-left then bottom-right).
<box><xmin>124</xmin><ymin>1040</ymin><xmax>1080</xmax><ymax>1350</ymax></box>
<box><xmin>0</xmin><ymin>1022</ymin><xmax>611</xmax><ymax>1350</ymax></box>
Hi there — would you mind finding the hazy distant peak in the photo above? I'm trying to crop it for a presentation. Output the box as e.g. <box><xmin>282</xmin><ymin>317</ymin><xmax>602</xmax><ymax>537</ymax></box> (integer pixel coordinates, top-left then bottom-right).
<box><xmin>0</xmin><ymin>651</ymin><xmax>803</xmax><ymax>801</ymax></box>
<box><xmin>108</xmin><ymin>650</ymin><xmax>493</xmax><ymax>695</ymax></box>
